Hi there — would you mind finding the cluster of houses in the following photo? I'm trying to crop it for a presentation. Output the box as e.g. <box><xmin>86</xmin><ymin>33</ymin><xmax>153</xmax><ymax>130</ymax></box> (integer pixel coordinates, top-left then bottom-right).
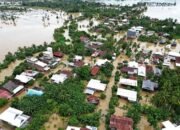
<box><xmin>116</xmin><ymin>60</ymin><xmax>161</xmax><ymax>102</ymax></box>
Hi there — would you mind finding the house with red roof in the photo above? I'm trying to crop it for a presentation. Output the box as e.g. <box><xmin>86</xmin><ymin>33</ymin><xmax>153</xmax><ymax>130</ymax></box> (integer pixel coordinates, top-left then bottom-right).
<box><xmin>110</xmin><ymin>115</ymin><xmax>133</xmax><ymax>130</ymax></box>
<box><xmin>91</xmin><ymin>66</ymin><xmax>100</xmax><ymax>76</ymax></box>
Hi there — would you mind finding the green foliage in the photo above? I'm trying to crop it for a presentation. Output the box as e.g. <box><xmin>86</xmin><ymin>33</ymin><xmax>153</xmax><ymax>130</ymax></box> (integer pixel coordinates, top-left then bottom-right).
<box><xmin>138</xmin><ymin>35</ymin><xmax>159</xmax><ymax>43</ymax></box>
<box><xmin>126</xmin><ymin>103</ymin><xmax>142</xmax><ymax>127</ymax></box>
<box><xmin>74</xmin><ymin>66</ymin><xmax>91</xmax><ymax>80</ymax></box>
<box><xmin>151</xmin><ymin>68</ymin><xmax>180</xmax><ymax>123</ymax></box>
<box><xmin>0</xmin><ymin>98</ymin><xmax>8</xmax><ymax>108</ymax></box>
<box><xmin>100</xmin><ymin>62</ymin><xmax>114</xmax><ymax>77</ymax></box>
<box><xmin>100</xmin><ymin>93</ymin><xmax>106</xmax><ymax>100</ymax></box>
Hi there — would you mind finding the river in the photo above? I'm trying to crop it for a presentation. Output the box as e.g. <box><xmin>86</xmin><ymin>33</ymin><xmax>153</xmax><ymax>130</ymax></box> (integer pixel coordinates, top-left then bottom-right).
<box><xmin>0</xmin><ymin>9</ymin><xmax>68</xmax><ymax>62</ymax></box>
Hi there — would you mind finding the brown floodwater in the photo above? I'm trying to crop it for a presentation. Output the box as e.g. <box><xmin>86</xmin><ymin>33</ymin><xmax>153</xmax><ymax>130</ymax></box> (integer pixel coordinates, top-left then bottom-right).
<box><xmin>0</xmin><ymin>9</ymin><xmax>68</xmax><ymax>62</ymax></box>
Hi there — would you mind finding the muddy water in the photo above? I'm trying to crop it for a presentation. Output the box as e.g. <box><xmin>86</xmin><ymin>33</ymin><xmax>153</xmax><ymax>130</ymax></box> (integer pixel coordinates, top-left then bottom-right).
<box><xmin>0</xmin><ymin>60</ymin><xmax>22</xmax><ymax>82</ymax></box>
<box><xmin>0</xmin><ymin>9</ymin><xmax>68</xmax><ymax>62</ymax></box>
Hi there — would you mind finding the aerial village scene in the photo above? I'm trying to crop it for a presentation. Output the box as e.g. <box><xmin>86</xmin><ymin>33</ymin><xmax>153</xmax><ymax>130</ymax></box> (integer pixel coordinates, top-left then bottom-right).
<box><xmin>0</xmin><ymin>0</ymin><xmax>179</xmax><ymax>130</ymax></box>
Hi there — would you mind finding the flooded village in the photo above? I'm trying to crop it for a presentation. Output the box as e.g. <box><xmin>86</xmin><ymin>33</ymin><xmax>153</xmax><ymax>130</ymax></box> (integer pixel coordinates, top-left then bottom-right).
<box><xmin>0</xmin><ymin>0</ymin><xmax>180</xmax><ymax>130</ymax></box>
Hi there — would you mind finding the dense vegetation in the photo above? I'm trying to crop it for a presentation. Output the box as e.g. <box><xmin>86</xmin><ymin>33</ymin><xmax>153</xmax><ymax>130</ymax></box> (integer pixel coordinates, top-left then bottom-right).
<box><xmin>12</xmin><ymin>78</ymin><xmax>100</xmax><ymax>130</ymax></box>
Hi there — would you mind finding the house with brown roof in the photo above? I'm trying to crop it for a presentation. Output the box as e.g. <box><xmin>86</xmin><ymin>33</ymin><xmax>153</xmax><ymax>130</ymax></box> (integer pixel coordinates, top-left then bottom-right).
<box><xmin>53</xmin><ymin>52</ymin><xmax>64</xmax><ymax>58</ymax></box>
<box><xmin>87</xmin><ymin>95</ymin><xmax>99</xmax><ymax>105</ymax></box>
<box><xmin>91</xmin><ymin>66</ymin><xmax>100</xmax><ymax>76</ymax></box>
<box><xmin>110</xmin><ymin>115</ymin><xmax>133</xmax><ymax>130</ymax></box>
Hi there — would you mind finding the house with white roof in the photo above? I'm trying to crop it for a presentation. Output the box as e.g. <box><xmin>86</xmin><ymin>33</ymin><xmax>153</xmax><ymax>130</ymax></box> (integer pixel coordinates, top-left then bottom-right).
<box><xmin>117</xmin><ymin>88</ymin><xmax>137</xmax><ymax>102</ymax></box>
<box><xmin>95</xmin><ymin>59</ymin><xmax>109</xmax><ymax>66</ymax></box>
<box><xmin>119</xmin><ymin>78</ymin><xmax>137</xmax><ymax>87</ymax></box>
<box><xmin>34</xmin><ymin>60</ymin><xmax>50</xmax><ymax>72</ymax></box>
<box><xmin>15</xmin><ymin>74</ymin><xmax>34</xmax><ymax>84</ymax></box>
<box><xmin>0</xmin><ymin>107</ymin><xmax>30</xmax><ymax>128</ymax></box>
<box><xmin>162</xmin><ymin>120</ymin><xmax>180</xmax><ymax>130</ymax></box>
<box><xmin>51</xmin><ymin>73</ymin><xmax>68</xmax><ymax>84</ymax></box>
<box><xmin>138</xmin><ymin>65</ymin><xmax>146</xmax><ymax>77</ymax></box>
<box><xmin>21</xmin><ymin>70</ymin><xmax>39</xmax><ymax>77</ymax></box>
<box><xmin>128</xmin><ymin>61</ymin><xmax>138</xmax><ymax>69</ymax></box>
<box><xmin>168</xmin><ymin>52</ymin><xmax>180</xmax><ymax>60</ymax></box>
<box><xmin>74</xmin><ymin>55</ymin><xmax>83</xmax><ymax>61</ymax></box>
<box><xmin>86</xmin><ymin>79</ymin><xmax>107</xmax><ymax>93</ymax></box>
<box><xmin>66</xmin><ymin>126</ymin><xmax>81</xmax><ymax>130</ymax></box>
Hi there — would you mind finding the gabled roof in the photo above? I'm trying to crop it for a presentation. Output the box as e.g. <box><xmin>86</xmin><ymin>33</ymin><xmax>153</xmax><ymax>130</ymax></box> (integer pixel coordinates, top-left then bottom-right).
<box><xmin>117</xmin><ymin>88</ymin><xmax>137</xmax><ymax>102</ymax></box>
<box><xmin>87</xmin><ymin>79</ymin><xmax>107</xmax><ymax>91</ymax></box>
<box><xmin>119</xmin><ymin>78</ymin><xmax>137</xmax><ymax>87</ymax></box>
<box><xmin>91</xmin><ymin>66</ymin><xmax>100</xmax><ymax>76</ymax></box>
<box><xmin>53</xmin><ymin>52</ymin><xmax>64</xmax><ymax>58</ymax></box>
<box><xmin>142</xmin><ymin>80</ymin><xmax>158</xmax><ymax>91</ymax></box>
<box><xmin>15</xmin><ymin>75</ymin><xmax>34</xmax><ymax>84</ymax></box>
<box><xmin>0</xmin><ymin>89</ymin><xmax>12</xmax><ymax>99</ymax></box>
<box><xmin>162</xmin><ymin>120</ymin><xmax>180</xmax><ymax>130</ymax></box>
<box><xmin>95</xmin><ymin>59</ymin><xmax>109</xmax><ymax>66</ymax></box>
<box><xmin>2</xmin><ymin>81</ymin><xmax>24</xmax><ymax>94</ymax></box>
<box><xmin>0</xmin><ymin>107</ymin><xmax>30</xmax><ymax>128</ymax></box>
<box><xmin>110</xmin><ymin>115</ymin><xmax>133</xmax><ymax>130</ymax></box>
<box><xmin>51</xmin><ymin>73</ymin><xmax>68</xmax><ymax>84</ymax></box>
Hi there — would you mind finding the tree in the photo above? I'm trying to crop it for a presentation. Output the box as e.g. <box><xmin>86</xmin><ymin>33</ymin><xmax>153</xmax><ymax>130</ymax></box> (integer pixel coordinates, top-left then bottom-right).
<box><xmin>75</xmin><ymin>66</ymin><xmax>91</xmax><ymax>80</ymax></box>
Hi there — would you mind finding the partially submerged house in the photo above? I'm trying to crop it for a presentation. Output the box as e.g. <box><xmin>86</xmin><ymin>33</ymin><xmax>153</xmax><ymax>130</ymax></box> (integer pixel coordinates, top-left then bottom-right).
<box><xmin>117</xmin><ymin>88</ymin><xmax>137</xmax><ymax>102</ymax></box>
<box><xmin>85</xmin><ymin>79</ymin><xmax>107</xmax><ymax>95</ymax></box>
<box><xmin>119</xmin><ymin>78</ymin><xmax>137</xmax><ymax>87</ymax></box>
<box><xmin>91</xmin><ymin>66</ymin><xmax>100</xmax><ymax>76</ymax></box>
<box><xmin>110</xmin><ymin>115</ymin><xmax>133</xmax><ymax>130</ymax></box>
<box><xmin>162</xmin><ymin>120</ymin><xmax>180</xmax><ymax>130</ymax></box>
<box><xmin>142</xmin><ymin>80</ymin><xmax>158</xmax><ymax>91</ymax></box>
<box><xmin>87</xmin><ymin>95</ymin><xmax>100</xmax><ymax>105</ymax></box>
<box><xmin>1</xmin><ymin>81</ymin><xmax>24</xmax><ymax>96</ymax></box>
<box><xmin>0</xmin><ymin>107</ymin><xmax>30</xmax><ymax>128</ymax></box>
<box><xmin>51</xmin><ymin>73</ymin><xmax>68</xmax><ymax>84</ymax></box>
<box><xmin>0</xmin><ymin>89</ymin><xmax>12</xmax><ymax>99</ymax></box>
<box><xmin>95</xmin><ymin>59</ymin><xmax>109</xmax><ymax>66</ymax></box>
<box><xmin>15</xmin><ymin>74</ymin><xmax>34</xmax><ymax>84</ymax></box>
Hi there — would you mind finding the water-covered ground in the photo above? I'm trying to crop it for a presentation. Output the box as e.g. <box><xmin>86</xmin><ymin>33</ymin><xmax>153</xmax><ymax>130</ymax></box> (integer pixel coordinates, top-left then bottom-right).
<box><xmin>0</xmin><ymin>9</ymin><xmax>68</xmax><ymax>61</ymax></box>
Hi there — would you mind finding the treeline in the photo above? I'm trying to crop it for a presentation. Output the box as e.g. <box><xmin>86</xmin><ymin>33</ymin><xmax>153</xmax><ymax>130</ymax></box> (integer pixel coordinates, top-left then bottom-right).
<box><xmin>0</xmin><ymin>43</ymin><xmax>48</xmax><ymax>72</ymax></box>
<box><xmin>152</xmin><ymin>68</ymin><xmax>180</xmax><ymax>124</ymax></box>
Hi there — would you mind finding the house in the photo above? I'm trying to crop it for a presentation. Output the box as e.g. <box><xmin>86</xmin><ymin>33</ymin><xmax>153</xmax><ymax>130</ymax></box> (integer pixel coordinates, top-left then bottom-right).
<box><xmin>176</xmin><ymin>57</ymin><xmax>180</xmax><ymax>67</ymax></box>
<box><xmin>0</xmin><ymin>107</ymin><xmax>30</xmax><ymax>128</ymax></box>
<box><xmin>95</xmin><ymin>59</ymin><xmax>109</xmax><ymax>66</ymax></box>
<box><xmin>26</xmin><ymin>57</ymin><xmax>38</xmax><ymax>64</ymax></box>
<box><xmin>51</xmin><ymin>73</ymin><xmax>68</xmax><ymax>84</ymax></box>
<box><xmin>128</xmin><ymin>61</ymin><xmax>138</xmax><ymax>69</ymax></box>
<box><xmin>86</xmin><ymin>126</ymin><xmax>97</xmax><ymax>130</ymax></box>
<box><xmin>43</xmin><ymin>47</ymin><xmax>53</xmax><ymax>60</ymax></box>
<box><xmin>91</xmin><ymin>66</ymin><xmax>100</xmax><ymax>76</ymax></box>
<box><xmin>21</xmin><ymin>70</ymin><xmax>39</xmax><ymax>77</ymax></box>
<box><xmin>142</xmin><ymin>80</ymin><xmax>158</xmax><ymax>91</ymax></box>
<box><xmin>138</xmin><ymin>65</ymin><xmax>146</xmax><ymax>77</ymax></box>
<box><xmin>15</xmin><ymin>74</ymin><xmax>34</xmax><ymax>84</ymax></box>
<box><xmin>110</xmin><ymin>115</ymin><xmax>133</xmax><ymax>130</ymax></box>
<box><xmin>162</xmin><ymin>120</ymin><xmax>180</xmax><ymax>130</ymax></box>
<box><xmin>117</xmin><ymin>88</ymin><xmax>137</xmax><ymax>102</ymax></box>
<box><xmin>168</xmin><ymin>52</ymin><xmax>180</xmax><ymax>61</ymax></box>
<box><xmin>74</xmin><ymin>55</ymin><xmax>83</xmax><ymax>61</ymax></box>
<box><xmin>127</xmin><ymin>29</ymin><xmax>137</xmax><ymax>39</ymax></box>
<box><xmin>34</xmin><ymin>60</ymin><xmax>50</xmax><ymax>72</ymax></box>
<box><xmin>153</xmin><ymin>67</ymin><xmax>162</xmax><ymax>76</ymax></box>
<box><xmin>0</xmin><ymin>89</ymin><xmax>12</xmax><ymax>99</ymax></box>
<box><xmin>146</xmin><ymin>65</ymin><xmax>153</xmax><ymax>74</ymax></box>
<box><xmin>119</xmin><ymin>78</ymin><xmax>137</xmax><ymax>87</ymax></box>
<box><xmin>152</xmin><ymin>52</ymin><xmax>164</xmax><ymax>64</ymax></box>
<box><xmin>163</xmin><ymin>56</ymin><xmax>171</xmax><ymax>67</ymax></box>
<box><xmin>26</xmin><ymin>87</ymin><xmax>44</xmax><ymax>96</ymax></box>
<box><xmin>87</xmin><ymin>95</ymin><xmax>99</xmax><ymax>105</ymax></box>
<box><xmin>121</xmin><ymin>67</ymin><xmax>137</xmax><ymax>75</ymax></box>
<box><xmin>53</xmin><ymin>51</ymin><xmax>64</xmax><ymax>58</ymax></box>
<box><xmin>66</xmin><ymin>126</ymin><xmax>81</xmax><ymax>130</ymax></box>
<box><xmin>2</xmin><ymin>81</ymin><xmax>24</xmax><ymax>96</ymax></box>
<box><xmin>86</xmin><ymin>79</ymin><xmax>107</xmax><ymax>92</ymax></box>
